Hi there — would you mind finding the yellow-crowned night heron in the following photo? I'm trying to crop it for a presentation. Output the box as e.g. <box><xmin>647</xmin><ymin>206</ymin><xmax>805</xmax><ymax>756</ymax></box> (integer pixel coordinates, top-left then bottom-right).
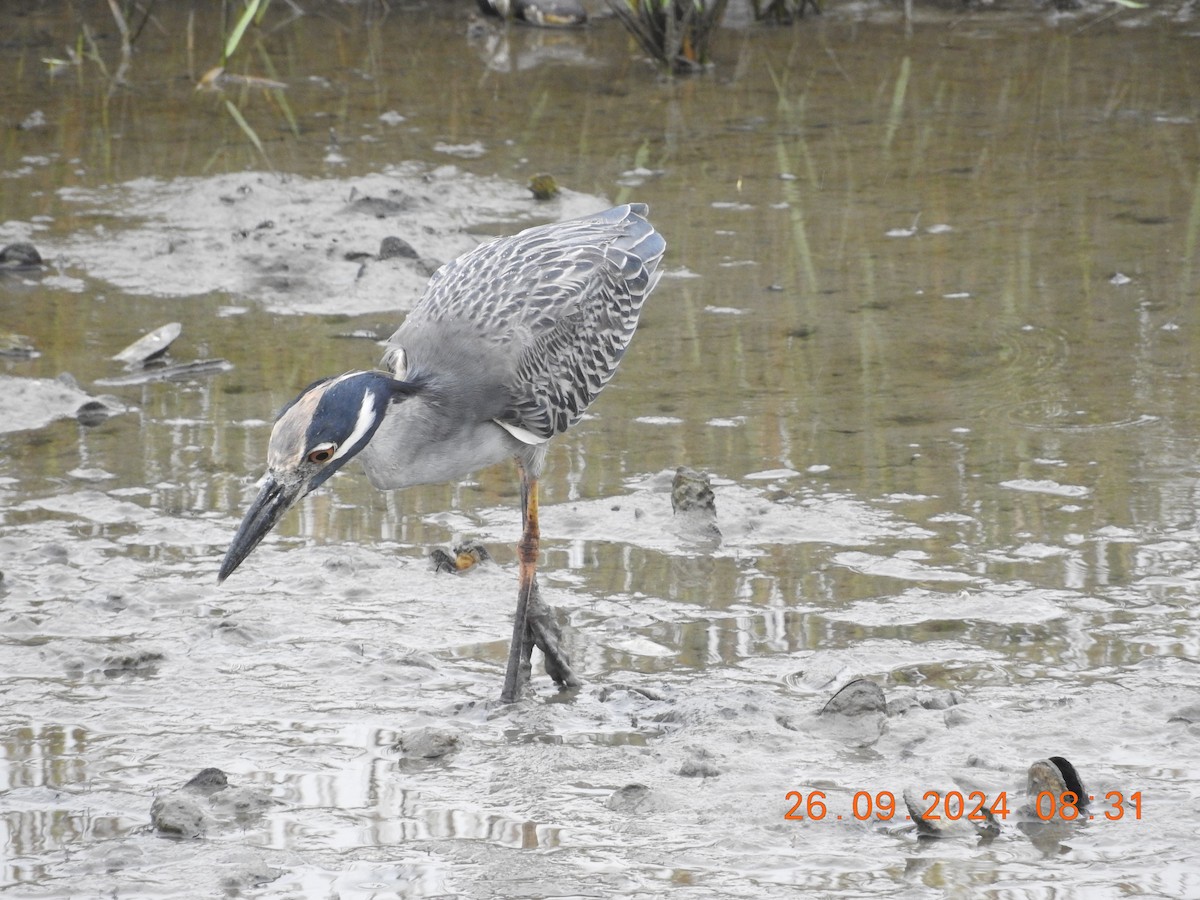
<box><xmin>218</xmin><ymin>204</ymin><xmax>666</xmax><ymax>702</ymax></box>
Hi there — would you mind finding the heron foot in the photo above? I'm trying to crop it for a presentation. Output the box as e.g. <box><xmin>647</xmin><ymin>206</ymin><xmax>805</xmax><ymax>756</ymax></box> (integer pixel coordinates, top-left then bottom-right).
<box><xmin>501</xmin><ymin>578</ymin><xmax>579</xmax><ymax>702</ymax></box>
<box><xmin>525</xmin><ymin>580</ymin><xmax>580</xmax><ymax>689</ymax></box>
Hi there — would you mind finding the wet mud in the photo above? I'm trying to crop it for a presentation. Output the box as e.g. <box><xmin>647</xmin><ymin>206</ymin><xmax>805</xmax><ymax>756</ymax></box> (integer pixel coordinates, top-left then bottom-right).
<box><xmin>52</xmin><ymin>166</ymin><xmax>609</xmax><ymax>315</ymax></box>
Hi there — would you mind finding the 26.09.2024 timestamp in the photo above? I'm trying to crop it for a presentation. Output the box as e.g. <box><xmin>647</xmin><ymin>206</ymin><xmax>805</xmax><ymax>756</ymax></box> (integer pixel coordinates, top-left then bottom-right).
<box><xmin>784</xmin><ymin>790</ymin><xmax>1143</xmax><ymax>822</ymax></box>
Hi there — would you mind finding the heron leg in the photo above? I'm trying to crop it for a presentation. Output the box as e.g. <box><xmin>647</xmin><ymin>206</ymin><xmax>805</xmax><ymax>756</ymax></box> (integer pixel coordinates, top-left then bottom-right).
<box><xmin>502</xmin><ymin>469</ymin><xmax>538</xmax><ymax>703</ymax></box>
<box><xmin>500</xmin><ymin>467</ymin><xmax>578</xmax><ymax>703</ymax></box>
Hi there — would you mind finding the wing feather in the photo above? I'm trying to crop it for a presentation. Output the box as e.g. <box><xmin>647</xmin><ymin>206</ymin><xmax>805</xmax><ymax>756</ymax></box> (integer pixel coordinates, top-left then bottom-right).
<box><xmin>385</xmin><ymin>204</ymin><xmax>666</xmax><ymax>440</ymax></box>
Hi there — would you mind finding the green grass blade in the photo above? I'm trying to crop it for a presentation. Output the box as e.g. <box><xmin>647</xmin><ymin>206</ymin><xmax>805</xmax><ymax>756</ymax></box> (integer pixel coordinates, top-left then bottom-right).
<box><xmin>223</xmin><ymin>98</ymin><xmax>270</xmax><ymax>165</ymax></box>
<box><xmin>254</xmin><ymin>41</ymin><xmax>299</xmax><ymax>137</ymax></box>
<box><xmin>224</xmin><ymin>0</ymin><xmax>263</xmax><ymax>62</ymax></box>
<box><xmin>883</xmin><ymin>55</ymin><xmax>911</xmax><ymax>152</ymax></box>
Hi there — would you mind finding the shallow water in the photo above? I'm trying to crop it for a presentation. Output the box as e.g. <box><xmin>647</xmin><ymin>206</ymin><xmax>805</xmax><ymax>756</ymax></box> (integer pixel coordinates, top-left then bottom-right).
<box><xmin>3</xmin><ymin>1</ymin><xmax>1200</xmax><ymax>897</ymax></box>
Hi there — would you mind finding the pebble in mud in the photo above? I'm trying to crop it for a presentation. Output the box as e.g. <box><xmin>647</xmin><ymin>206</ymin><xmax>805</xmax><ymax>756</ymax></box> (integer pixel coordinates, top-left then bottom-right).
<box><xmin>528</xmin><ymin>173</ymin><xmax>560</xmax><ymax>200</ymax></box>
<box><xmin>1169</xmin><ymin>703</ymin><xmax>1200</xmax><ymax>727</ymax></box>
<box><xmin>393</xmin><ymin>726</ymin><xmax>462</xmax><ymax>759</ymax></box>
<box><xmin>183</xmin><ymin>767</ymin><xmax>229</xmax><ymax>795</ymax></box>
<box><xmin>350</xmin><ymin>238</ymin><xmax>442</xmax><ymax>286</ymax></box>
<box><xmin>808</xmin><ymin>678</ymin><xmax>889</xmax><ymax>747</ymax></box>
<box><xmin>670</xmin><ymin>466</ymin><xmax>722</xmax><ymax>542</ymax></box>
<box><xmin>677</xmin><ymin>746</ymin><xmax>722</xmax><ymax>778</ymax></box>
<box><xmin>150</xmin><ymin>794</ymin><xmax>208</xmax><ymax>839</ymax></box>
<box><xmin>39</xmin><ymin>543</ymin><xmax>69</xmax><ymax>563</ymax></box>
<box><xmin>369</xmin><ymin>235</ymin><xmax>443</xmax><ymax>277</ymax></box>
<box><xmin>345</xmin><ymin>235</ymin><xmax>420</xmax><ymax>263</ymax></box>
<box><xmin>607</xmin><ymin>783</ymin><xmax>664</xmax><ymax>814</ymax></box>
<box><xmin>150</xmin><ymin>767</ymin><xmax>274</xmax><ymax>839</ymax></box>
<box><xmin>99</xmin><ymin>650</ymin><xmax>164</xmax><ymax>679</ymax></box>
<box><xmin>75</xmin><ymin>399</ymin><xmax>114</xmax><ymax>426</ymax></box>
<box><xmin>219</xmin><ymin>856</ymin><xmax>281</xmax><ymax>894</ymax></box>
<box><xmin>344</xmin><ymin>191</ymin><xmax>414</xmax><ymax>217</ymax></box>
<box><xmin>884</xmin><ymin>688</ymin><xmax>961</xmax><ymax>716</ymax></box>
<box><xmin>377</xmin><ymin>235</ymin><xmax>419</xmax><ymax>260</ymax></box>
<box><xmin>820</xmin><ymin>678</ymin><xmax>887</xmax><ymax>716</ymax></box>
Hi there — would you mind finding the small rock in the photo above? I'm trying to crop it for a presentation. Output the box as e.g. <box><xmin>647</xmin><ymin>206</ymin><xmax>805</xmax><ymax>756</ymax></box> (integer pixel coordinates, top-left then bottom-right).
<box><xmin>378</xmin><ymin>236</ymin><xmax>418</xmax><ymax>260</ymax></box>
<box><xmin>598</xmin><ymin>684</ymin><xmax>668</xmax><ymax>703</ymax></box>
<box><xmin>101</xmin><ymin>650</ymin><xmax>164</xmax><ymax>678</ymax></box>
<box><xmin>671</xmin><ymin>466</ymin><xmax>717</xmax><ymax>516</ymax></box>
<box><xmin>39</xmin><ymin>543</ymin><xmax>69</xmax><ymax>563</ymax></box>
<box><xmin>678</xmin><ymin>758</ymin><xmax>721</xmax><ymax>778</ymax></box>
<box><xmin>920</xmin><ymin>689</ymin><xmax>960</xmax><ymax>710</ymax></box>
<box><xmin>394</xmin><ymin>727</ymin><xmax>461</xmax><ymax>759</ymax></box>
<box><xmin>322</xmin><ymin>556</ymin><xmax>356</xmax><ymax>575</ymax></box>
<box><xmin>75</xmin><ymin>400</ymin><xmax>114</xmax><ymax>427</ymax></box>
<box><xmin>820</xmin><ymin>678</ymin><xmax>886</xmax><ymax>717</ymax></box>
<box><xmin>346</xmin><ymin>193</ymin><xmax>411</xmax><ymax>218</ymax></box>
<box><xmin>528</xmin><ymin>174</ymin><xmax>560</xmax><ymax>201</ymax></box>
<box><xmin>885</xmin><ymin>694</ymin><xmax>921</xmax><ymax>716</ymax></box>
<box><xmin>183</xmin><ymin>767</ymin><xmax>230</xmax><ymax>795</ymax></box>
<box><xmin>151</xmin><ymin>768</ymin><xmax>273</xmax><ymax>839</ymax></box>
<box><xmin>671</xmin><ymin>467</ymin><xmax>721</xmax><ymax>541</ymax></box>
<box><xmin>1168</xmin><ymin>703</ymin><xmax>1200</xmax><ymax>724</ymax></box>
<box><xmin>677</xmin><ymin>747</ymin><xmax>721</xmax><ymax>778</ymax></box>
<box><xmin>150</xmin><ymin>795</ymin><xmax>208</xmax><ymax>839</ymax></box>
<box><xmin>210</xmin><ymin>786</ymin><xmax>275</xmax><ymax>822</ymax></box>
<box><xmin>220</xmin><ymin>859</ymin><xmax>282</xmax><ymax>893</ymax></box>
<box><xmin>943</xmin><ymin>706</ymin><xmax>973</xmax><ymax>727</ymax></box>
<box><xmin>607</xmin><ymin>783</ymin><xmax>654</xmax><ymax>813</ymax></box>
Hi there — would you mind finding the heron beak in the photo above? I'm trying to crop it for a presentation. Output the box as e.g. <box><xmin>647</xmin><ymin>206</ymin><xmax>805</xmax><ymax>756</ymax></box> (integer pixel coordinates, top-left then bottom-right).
<box><xmin>218</xmin><ymin>474</ymin><xmax>303</xmax><ymax>583</ymax></box>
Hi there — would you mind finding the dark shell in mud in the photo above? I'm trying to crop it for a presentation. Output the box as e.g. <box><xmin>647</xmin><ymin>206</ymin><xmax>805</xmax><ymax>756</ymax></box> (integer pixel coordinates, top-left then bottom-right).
<box><xmin>1026</xmin><ymin>756</ymin><xmax>1086</xmax><ymax>805</ymax></box>
<box><xmin>0</xmin><ymin>242</ymin><xmax>44</xmax><ymax>270</ymax></box>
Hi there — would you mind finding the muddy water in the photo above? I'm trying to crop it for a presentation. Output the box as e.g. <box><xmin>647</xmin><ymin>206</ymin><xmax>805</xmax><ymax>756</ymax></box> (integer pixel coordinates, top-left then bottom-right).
<box><xmin>3</xmin><ymin>1</ymin><xmax>1200</xmax><ymax>897</ymax></box>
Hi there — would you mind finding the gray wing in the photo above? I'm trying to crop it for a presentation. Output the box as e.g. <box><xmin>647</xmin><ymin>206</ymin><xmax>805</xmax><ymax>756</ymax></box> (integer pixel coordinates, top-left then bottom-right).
<box><xmin>383</xmin><ymin>204</ymin><xmax>666</xmax><ymax>440</ymax></box>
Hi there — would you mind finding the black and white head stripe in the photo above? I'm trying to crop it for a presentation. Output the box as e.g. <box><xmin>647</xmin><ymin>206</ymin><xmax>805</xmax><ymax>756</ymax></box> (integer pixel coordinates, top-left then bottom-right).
<box><xmin>266</xmin><ymin>371</ymin><xmax>411</xmax><ymax>475</ymax></box>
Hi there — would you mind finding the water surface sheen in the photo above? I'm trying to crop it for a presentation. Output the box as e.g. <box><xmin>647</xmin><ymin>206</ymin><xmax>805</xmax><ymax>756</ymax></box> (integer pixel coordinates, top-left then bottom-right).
<box><xmin>2</xmin><ymin>2</ymin><xmax>1199</xmax><ymax>897</ymax></box>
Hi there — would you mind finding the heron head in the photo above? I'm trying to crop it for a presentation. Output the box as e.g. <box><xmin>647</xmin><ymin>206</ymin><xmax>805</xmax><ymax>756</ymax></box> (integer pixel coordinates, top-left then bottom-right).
<box><xmin>219</xmin><ymin>370</ymin><xmax>407</xmax><ymax>582</ymax></box>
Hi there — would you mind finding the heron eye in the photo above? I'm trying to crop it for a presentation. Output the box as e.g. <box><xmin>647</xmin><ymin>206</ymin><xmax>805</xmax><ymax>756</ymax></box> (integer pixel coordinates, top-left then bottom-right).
<box><xmin>307</xmin><ymin>444</ymin><xmax>337</xmax><ymax>464</ymax></box>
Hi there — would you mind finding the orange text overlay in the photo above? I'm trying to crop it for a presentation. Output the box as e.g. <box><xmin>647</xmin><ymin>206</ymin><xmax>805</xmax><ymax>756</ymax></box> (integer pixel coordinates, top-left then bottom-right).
<box><xmin>784</xmin><ymin>790</ymin><xmax>1142</xmax><ymax>822</ymax></box>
